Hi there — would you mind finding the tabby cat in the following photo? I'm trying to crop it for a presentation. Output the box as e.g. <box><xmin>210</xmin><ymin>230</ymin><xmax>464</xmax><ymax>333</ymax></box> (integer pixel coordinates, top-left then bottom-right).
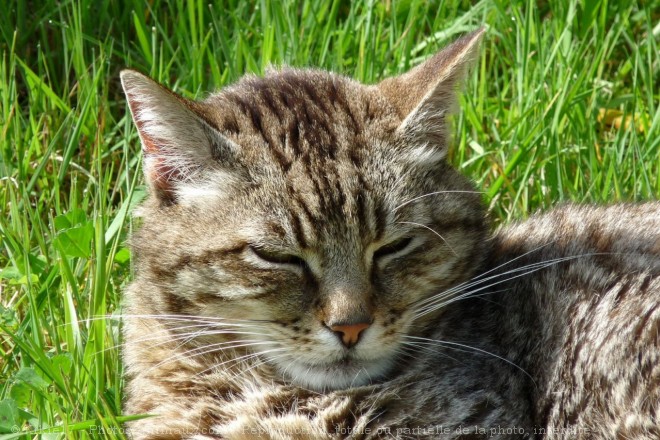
<box><xmin>120</xmin><ymin>29</ymin><xmax>660</xmax><ymax>439</ymax></box>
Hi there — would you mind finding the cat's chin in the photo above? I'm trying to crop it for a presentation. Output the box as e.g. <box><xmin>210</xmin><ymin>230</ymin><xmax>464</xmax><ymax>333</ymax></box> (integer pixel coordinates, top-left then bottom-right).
<box><xmin>278</xmin><ymin>356</ymin><xmax>396</xmax><ymax>391</ymax></box>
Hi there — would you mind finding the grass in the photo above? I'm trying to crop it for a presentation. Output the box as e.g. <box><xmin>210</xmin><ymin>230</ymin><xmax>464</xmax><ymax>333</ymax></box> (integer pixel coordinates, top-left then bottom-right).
<box><xmin>0</xmin><ymin>0</ymin><xmax>658</xmax><ymax>438</ymax></box>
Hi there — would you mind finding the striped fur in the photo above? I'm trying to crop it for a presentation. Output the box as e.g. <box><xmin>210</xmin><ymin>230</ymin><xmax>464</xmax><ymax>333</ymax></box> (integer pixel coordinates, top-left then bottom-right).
<box><xmin>121</xmin><ymin>29</ymin><xmax>659</xmax><ymax>439</ymax></box>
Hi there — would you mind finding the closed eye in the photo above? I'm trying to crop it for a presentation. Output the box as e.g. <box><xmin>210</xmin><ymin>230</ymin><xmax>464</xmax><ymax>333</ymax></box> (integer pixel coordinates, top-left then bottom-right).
<box><xmin>373</xmin><ymin>236</ymin><xmax>413</xmax><ymax>260</ymax></box>
<box><xmin>250</xmin><ymin>245</ymin><xmax>308</xmax><ymax>269</ymax></box>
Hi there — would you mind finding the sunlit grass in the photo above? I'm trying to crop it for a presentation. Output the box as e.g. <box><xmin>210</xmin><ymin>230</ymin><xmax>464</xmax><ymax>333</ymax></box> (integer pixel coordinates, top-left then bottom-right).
<box><xmin>1</xmin><ymin>0</ymin><xmax>658</xmax><ymax>438</ymax></box>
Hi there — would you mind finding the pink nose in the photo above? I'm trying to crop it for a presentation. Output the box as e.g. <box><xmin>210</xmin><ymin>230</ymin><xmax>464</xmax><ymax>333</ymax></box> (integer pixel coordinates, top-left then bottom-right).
<box><xmin>329</xmin><ymin>322</ymin><xmax>370</xmax><ymax>348</ymax></box>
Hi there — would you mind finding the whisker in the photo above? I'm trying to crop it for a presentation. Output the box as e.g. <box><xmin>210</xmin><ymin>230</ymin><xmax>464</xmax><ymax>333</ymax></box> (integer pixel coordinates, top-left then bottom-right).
<box><xmin>84</xmin><ymin>314</ymin><xmax>274</xmax><ymax>356</ymax></box>
<box><xmin>421</xmin><ymin>255</ymin><xmax>589</xmax><ymax>315</ymax></box>
<box><xmin>176</xmin><ymin>339</ymin><xmax>268</xmax><ymax>361</ymax></box>
<box><xmin>397</xmin><ymin>221</ymin><xmax>457</xmax><ymax>256</ymax></box>
<box><xmin>146</xmin><ymin>339</ymin><xmax>274</xmax><ymax>373</ymax></box>
<box><xmin>392</xmin><ymin>345</ymin><xmax>421</xmax><ymax>363</ymax></box>
<box><xmin>464</xmin><ymin>240</ymin><xmax>557</xmax><ymax>281</ymax></box>
<box><xmin>393</xmin><ymin>190</ymin><xmax>484</xmax><ymax>212</ymax></box>
<box><xmin>130</xmin><ymin>326</ymin><xmax>271</xmax><ymax>349</ymax></box>
<box><xmin>398</xmin><ymin>341</ymin><xmax>460</xmax><ymax>364</ymax></box>
<box><xmin>412</xmin><ymin>253</ymin><xmax>604</xmax><ymax>318</ymax></box>
<box><xmin>234</xmin><ymin>351</ymin><xmax>290</xmax><ymax>378</ymax></box>
<box><xmin>350</xmin><ymin>366</ymin><xmax>371</xmax><ymax>388</ymax></box>
<box><xmin>110</xmin><ymin>313</ymin><xmax>271</xmax><ymax>324</ymax></box>
<box><xmin>96</xmin><ymin>328</ymin><xmax>221</xmax><ymax>355</ymax></box>
<box><xmin>403</xmin><ymin>335</ymin><xmax>536</xmax><ymax>386</ymax></box>
<box><xmin>407</xmin><ymin>242</ymin><xmax>558</xmax><ymax>309</ymax></box>
<box><xmin>415</xmin><ymin>241</ymin><xmax>562</xmax><ymax>310</ymax></box>
<box><xmin>94</xmin><ymin>326</ymin><xmax>218</xmax><ymax>356</ymax></box>
<box><xmin>194</xmin><ymin>347</ymin><xmax>287</xmax><ymax>377</ymax></box>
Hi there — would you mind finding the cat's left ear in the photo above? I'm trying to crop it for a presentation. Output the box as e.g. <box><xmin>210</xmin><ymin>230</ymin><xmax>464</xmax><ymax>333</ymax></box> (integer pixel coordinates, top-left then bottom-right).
<box><xmin>378</xmin><ymin>28</ymin><xmax>485</xmax><ymax>159</ymax></box>
<box><xmin>121</xmin><ymin>70</ymin><xmax>241</xmax><ymax>206</ymax></box>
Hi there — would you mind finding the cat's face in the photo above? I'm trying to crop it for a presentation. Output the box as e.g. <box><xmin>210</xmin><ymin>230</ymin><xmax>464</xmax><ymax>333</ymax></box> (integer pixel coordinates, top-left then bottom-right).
<box><xmin>123</xmin><ymin>29</ymin><xmax>487</xmax><ymax>391</ymax></box>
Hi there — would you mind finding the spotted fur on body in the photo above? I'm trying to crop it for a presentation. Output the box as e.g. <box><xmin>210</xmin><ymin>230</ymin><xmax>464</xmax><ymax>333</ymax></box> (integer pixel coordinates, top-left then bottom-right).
<box><xmin>120</xmin><ymin>29</ymin><xmax>660</xmax><ymax>439</ymax></box>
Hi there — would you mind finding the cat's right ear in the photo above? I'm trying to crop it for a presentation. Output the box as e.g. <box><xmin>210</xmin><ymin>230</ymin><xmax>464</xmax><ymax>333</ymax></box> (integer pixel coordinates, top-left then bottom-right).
<box><xmin>120</xmin><ymin>70</ymin><xmax>240</xmax><ymax>205</ymax></box>
<box><xmin>378</xmin><ymin>28</ymin><xmax>485</xmax><ymax>162</ymax></box>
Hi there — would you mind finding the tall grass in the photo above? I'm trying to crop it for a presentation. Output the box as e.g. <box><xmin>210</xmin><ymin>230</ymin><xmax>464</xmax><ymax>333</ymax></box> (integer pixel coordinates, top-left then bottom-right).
<box><xmin>1</xmin><ymin>0</ymin><xmax>658</xmax><ymax>438</ymax></box>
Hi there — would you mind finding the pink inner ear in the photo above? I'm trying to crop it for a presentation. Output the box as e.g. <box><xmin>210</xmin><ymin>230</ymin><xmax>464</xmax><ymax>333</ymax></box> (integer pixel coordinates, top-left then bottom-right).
<box><xmin>129</xmin><ymin>101</ymin><xmax>161</xmax><ymax>155</ymax></box>
<box><xmin>132</xmin><ymin>117</ymin><xmax>182</xmax><ymax>199</ymax></box>
<box><xmin>136</xmin><ymin>123</ymin><xmax>159</xmax><ymax>154</ymax></box>
<box><xmin>148</xmin><ymin>158</ymin><xmax>182</xmax><ymax>195</ymax></box>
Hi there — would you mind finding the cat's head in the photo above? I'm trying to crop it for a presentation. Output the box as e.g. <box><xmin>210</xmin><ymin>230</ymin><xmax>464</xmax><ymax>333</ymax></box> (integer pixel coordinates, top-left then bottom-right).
<box><xmin>122</xmin><ymin>29</ymin><xmax>487</xmax><ymax>391</ymax></box>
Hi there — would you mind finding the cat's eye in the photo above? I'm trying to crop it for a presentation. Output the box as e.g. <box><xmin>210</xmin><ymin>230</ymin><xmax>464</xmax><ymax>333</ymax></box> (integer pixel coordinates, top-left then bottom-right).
<box><xmin>373</xmin><ymin>236</ymin><xmax>413</xmax><ymax>260</ymax></box>
<box><xmin>250</xmin><ymin>246</ymin><xmax>308</xmax><ymax>269</ymax></box>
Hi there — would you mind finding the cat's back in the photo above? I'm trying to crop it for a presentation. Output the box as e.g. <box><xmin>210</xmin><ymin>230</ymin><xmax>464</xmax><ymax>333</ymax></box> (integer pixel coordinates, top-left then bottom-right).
<box><xmin>491</xmin><ymin>202</ymin><xmax>660</xmax><ymax>439</ymax></box>
<box><xmin>496</xmin><ymin>202</ymin><xmax>660</xmax><ymax>270</ymax></box>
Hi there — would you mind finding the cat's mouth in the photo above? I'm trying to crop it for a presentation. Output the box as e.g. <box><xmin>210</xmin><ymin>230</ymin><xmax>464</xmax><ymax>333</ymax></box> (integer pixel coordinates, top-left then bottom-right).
<box><xmin>315</xmin><ymin>355</ymin><xmax>361</xmax><ymax>370</ymax></box>
<box><xmin>274</xmin><ymin>353</ymin><xmax>396</xmax><ymax>391</ymax></box>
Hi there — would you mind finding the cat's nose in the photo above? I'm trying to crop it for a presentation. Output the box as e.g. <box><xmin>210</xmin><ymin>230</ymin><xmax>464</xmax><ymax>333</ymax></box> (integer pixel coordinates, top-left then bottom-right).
<box><xmin>328</xmin><ymin>322</ymin><xmax>370</xmax><ymax>348</ymax></box>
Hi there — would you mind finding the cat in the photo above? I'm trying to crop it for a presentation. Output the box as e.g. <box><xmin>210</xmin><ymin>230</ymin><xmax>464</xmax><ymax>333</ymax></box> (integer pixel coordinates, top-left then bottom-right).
<box><xmin>120</xmin><ymin>28</ymin><xmax>660</xmax><ymax>439</ymax></box>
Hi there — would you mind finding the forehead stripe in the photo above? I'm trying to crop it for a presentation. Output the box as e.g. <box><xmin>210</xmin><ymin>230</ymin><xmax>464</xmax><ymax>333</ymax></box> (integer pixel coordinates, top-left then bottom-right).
<box><xmin>289</xmin><ymin>210</ymin><xmax>309</xmax><ymax>249</ymax></box>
